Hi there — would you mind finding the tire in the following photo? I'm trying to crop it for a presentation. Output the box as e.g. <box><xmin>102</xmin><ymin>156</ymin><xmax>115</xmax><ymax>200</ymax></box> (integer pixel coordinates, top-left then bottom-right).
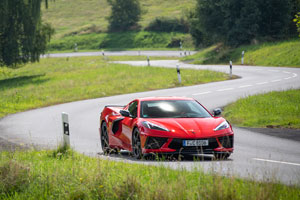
<box><xmin>101</xmin><ymin>122</ymin><xmax>110</xmax><ymax>154</ymax></box>
<box><xmin>132</xmin><ymin>128</ymin><xmax>143</xmax><ymax>159</ymax></box>
<box><xmin>214</xmin><ymin>152</ymin><xmax>230</xmax><ymax>160</ymax></box>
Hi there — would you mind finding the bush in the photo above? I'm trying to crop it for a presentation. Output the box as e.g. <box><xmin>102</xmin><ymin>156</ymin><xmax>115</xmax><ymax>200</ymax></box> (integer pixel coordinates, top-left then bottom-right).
<box><xmin>107</xmin><ymin>0</ymin><xmax>141</xmax><ymax>32</ymax></box>
<box><xmin>145</xmin><ymin>17</ymin><xmax>189</xmax><ymax>33</ymax></box>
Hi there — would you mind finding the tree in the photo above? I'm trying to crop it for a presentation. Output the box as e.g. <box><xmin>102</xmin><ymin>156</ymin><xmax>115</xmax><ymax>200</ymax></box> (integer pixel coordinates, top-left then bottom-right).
<box><xmin>107</xmin><ymin>0</ymin><xmax>141</xmax><ymax>32</ymax></box>
<box><xmin>0</xmin><ymin>0</ymin><xmax>54</xmax><ymax>67</ymax></box>
<box><xmin>190</xmin><ymin>0</ymin><xmax>296</xmax><ymax>47</ymax></box>
<box><xmin>294</xmin><ymin>12</ymin><xmax>300</xmax><ymax>37</ymax></box>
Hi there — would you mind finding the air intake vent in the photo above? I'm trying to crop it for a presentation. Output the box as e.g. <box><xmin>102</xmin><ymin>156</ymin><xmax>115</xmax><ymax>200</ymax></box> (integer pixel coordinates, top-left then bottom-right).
<box><xmin>145</xmin><ymin>137</ymin><xmax>168</xmax><ymax>149</ymax></box>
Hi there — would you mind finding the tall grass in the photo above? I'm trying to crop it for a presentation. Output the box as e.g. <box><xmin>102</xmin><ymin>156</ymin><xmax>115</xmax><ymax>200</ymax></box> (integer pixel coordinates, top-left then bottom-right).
<box><xmin>224</xmin><ymin>89</ymin><xmax>300</xmax><ymax>129</ymax></box>
<box><xmin>182</xmin><ymin>39</ymin><xmax>300</xmax><ymax>67</ymax></box>
<box><xmin>0</xmin><ymin>149</ymin><xmax>299</xmax><ymax>199</ymax></box>
<box><xmin>0</xmin><ymin>56</ymin><xmax>229</xmax><ymax>118</ymax></box>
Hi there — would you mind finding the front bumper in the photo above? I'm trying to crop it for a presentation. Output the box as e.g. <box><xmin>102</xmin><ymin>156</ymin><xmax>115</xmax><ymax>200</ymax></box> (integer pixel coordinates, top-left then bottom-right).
<box><xmin>142</xmin><ymin>135</ymin><xmax>234</xmax><ymax>155</ymax></box>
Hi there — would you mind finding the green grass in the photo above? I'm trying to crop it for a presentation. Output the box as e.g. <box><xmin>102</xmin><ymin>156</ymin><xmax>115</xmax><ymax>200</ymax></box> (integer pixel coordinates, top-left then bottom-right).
<box><xmin>0</xmin><ymin>56</ymin><xmax>229</xmax><ymax>118</ymax></box>
<box><xmin>42</xmin><ymin>0</ymin><xmax>196</xmax><ymax>39</ymax></box>
<box><xmin>1</xmin><ymin>148</ymin><xmax>299</xmax><ymax>199</ymax></box>
<box><xmin>182</xmin><ymin>39</ymin><xmax>300</xmax><ymax>67</ymax></box>
<box><xmin>224</xmin><ymin>89</ymin><xmax>300</xmax><ymax>129</ymax></box>
<box><xmin>47</xmin><ymin>31</ymin><xmax>194</xmax><ymax>51</ymax></box>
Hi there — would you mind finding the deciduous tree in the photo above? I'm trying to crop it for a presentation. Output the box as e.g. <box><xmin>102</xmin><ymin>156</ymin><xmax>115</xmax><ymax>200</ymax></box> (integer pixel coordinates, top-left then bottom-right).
<box><xmin>190</xmin><ymin>0</ymin><xmax>297</xmax><ymax>47</ymax></box>
<box><xmin>0</xmin><ymin>0</ymin><xmax>54</xmax><ymax>67</ymax></box>
<box><xmin>107</xmin><ymin>0</ymin><xmax>141</xmax><ymax>32</ymax></box>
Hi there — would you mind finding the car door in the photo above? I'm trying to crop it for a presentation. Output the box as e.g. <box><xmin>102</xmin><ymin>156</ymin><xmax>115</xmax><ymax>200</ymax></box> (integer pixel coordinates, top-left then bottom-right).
<box><xmin>120</xmin><ymin>101</ymin><xmax>138</xmax><ymax>150</ymax></box>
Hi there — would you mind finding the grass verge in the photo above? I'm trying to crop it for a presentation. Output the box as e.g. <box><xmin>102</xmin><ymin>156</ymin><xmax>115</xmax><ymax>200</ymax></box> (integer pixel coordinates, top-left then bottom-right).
<box><xmin>224</xmin><ymin>89</ymin><xmax>300</xmax><ymax>129</ymax></box>
<box><xmin>0</xmin><ymin>56</ymin><xmax>229</xmax><ymax>118</ymax></box>
<box><xmin>0</xmin><ymin>149</ymin><xmax>299</xmax><ymax>199</ymax></box>
<box><xmin>47</xmin><ymin>31</ymin><xmax>194</xmax><ymax>52</ymax></box>
<box><xmin>182</xmin><ymin>39</ymin><xmax>300</xmax><ymax>67</ymax></box>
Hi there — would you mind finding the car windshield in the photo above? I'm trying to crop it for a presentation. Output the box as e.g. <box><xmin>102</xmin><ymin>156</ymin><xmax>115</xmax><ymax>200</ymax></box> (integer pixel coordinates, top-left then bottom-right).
<box><xmin>140</xmin><ymin>100</ymin><xmax>212</xmax><ymax>118</ymax></box>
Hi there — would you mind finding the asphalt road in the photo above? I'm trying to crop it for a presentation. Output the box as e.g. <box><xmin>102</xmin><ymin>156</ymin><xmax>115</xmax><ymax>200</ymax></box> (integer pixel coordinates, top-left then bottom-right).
<box><xmin>1</xmin><ymin>59</ymin><xmax>300</xmax><ymax>185</ymax></box>
<box><xmin>42</xmin><ymin>50</ymin><xmax>196</xmax><ymax>58</ymax></box>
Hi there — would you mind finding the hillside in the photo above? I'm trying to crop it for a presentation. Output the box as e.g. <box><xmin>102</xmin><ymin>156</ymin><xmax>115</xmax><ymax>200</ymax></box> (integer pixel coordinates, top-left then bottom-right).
<box><xmin>42</xmin><ymin>0</ymin><xmax>196</xmax><ymax>39</ymax></box>
<box><xmin>182</xmin><ymin>39</ymin><xmax>300</xmax><ymax>67</ymax></box>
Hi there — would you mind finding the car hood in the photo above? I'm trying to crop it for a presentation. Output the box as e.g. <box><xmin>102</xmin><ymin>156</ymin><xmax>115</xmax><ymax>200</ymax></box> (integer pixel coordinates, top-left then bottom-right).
<box><xmin>146</xmin><ymin>117</ymin><xmax>228</xmax><ymax>138</ymax></box>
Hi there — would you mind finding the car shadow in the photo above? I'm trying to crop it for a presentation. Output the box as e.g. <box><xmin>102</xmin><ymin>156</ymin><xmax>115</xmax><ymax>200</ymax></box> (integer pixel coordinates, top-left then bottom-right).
<box><xmin>97</xmin><ymin>150</ymin><xmax>233</xmax><ymax>163</ymax></box>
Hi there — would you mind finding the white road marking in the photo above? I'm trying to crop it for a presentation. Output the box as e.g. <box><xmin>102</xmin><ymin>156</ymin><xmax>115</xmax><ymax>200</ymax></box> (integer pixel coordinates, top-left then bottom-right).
<box><xmin>293</xmin><ymin>73</ymin><xmax>298</xmax><ymax>77</ymax></box>
<box><xmin>284</xmin><ymin>77</ymin><xmax>292</xmax><ymax>80</ymax></box>
<box><xmin>256</xmin><ymin>82</ymin><xmax>268</xmax><ymax>85</ymax></box>
<box><xmin>283</xmin><ymin>71</ymin><xmax>291</xmax><ymax>74</ymax></box>
<box><xmin>271</xmin><ymin>79</ymin><xmax>281</xmax><ymax>82</ymax></box>
<box><xmin>253</xmin><ymin>158</ymin><xmax>300</xmax><ymax>167</ymax></box>
<box><xmin>238</xmin><ymin>85</ymin><xmax>252</xmax><ymax>88</ymax></box>
<box><xmin>192</xmin><ymin>91</ymin><xmax>212</xmax><ymax>96</ymax></box>
<box><xmin>217</xmin><ymin>88</ymin><xmax>234</xmax><ymax>92</ymax></box>
<box><xmin>268</xmin><ymin>70</ymin><xmax>279</xmax><ymax>72</ymax></box>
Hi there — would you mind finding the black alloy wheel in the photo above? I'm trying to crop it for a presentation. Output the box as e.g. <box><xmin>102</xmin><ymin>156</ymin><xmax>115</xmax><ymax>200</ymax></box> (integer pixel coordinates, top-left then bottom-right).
<box><xmin>101</xmin><ymin>122</ymin><xmax>110</xmax><ymax>154</ymax></box>
<box><xmin>132</xmin><ymin>128</ymin><xmax>143</xmax><ymax>159</ymax></box>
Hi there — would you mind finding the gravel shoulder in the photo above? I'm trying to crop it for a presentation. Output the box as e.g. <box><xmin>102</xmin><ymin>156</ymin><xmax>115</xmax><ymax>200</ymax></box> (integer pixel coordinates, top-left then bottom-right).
<box><xmin>0</xmin><ymin>136</ymin><xmax>29</xmax><ymax>152</ymax></box>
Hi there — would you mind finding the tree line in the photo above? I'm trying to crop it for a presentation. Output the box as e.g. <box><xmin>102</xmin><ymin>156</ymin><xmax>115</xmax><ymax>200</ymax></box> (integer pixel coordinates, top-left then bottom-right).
<box><xmin>1</xmin><ymin>0</ymin><xmax>300</xmax><ymax>67</ymax></box>
<box><xmin>189</xmin><ymin>0</ymin><xmax>300</xmax><ymax>47</ymax></box>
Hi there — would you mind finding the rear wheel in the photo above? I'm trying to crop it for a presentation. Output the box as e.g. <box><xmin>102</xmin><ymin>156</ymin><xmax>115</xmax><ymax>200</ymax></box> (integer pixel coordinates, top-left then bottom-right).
<box><xmin>132</xmin><ymin>128</ymin><xmax>143</xmax><ymax>159</ymax></box>
<box><xmin>101</xmin><ymin>122</ymin><xmax>110</xmax><ymax>154</ymax></box>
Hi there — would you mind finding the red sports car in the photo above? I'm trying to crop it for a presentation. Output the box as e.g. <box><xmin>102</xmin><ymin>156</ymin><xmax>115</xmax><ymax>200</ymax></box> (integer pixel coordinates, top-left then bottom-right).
<box><xmin>99</xmin><ymin>97</ymin><xmax>234</xmax><ymax>159</ymax></box>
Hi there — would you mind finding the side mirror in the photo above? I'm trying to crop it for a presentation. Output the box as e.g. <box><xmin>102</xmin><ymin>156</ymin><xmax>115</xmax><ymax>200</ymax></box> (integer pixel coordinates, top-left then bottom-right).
<box><xmin>213</xmin><ymin>108</ymin><xmax>222</xmax><ymax>117</ymax></box>
<box><xmin>120</xmin><ymin>110</ymin><xmax>130</xmax><ymax>117</ymax></box>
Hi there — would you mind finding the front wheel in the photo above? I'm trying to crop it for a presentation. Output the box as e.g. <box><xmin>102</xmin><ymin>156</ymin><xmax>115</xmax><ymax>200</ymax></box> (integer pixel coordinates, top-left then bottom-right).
<box><xmin>132</xmin><ymin>128</ymin><xmax>143</xmax><ymax>159</ymax></box>
<box><xmin>101</xmin><ymin>122</ymin><xmax>110</xmax><ymax>154</ymax></box>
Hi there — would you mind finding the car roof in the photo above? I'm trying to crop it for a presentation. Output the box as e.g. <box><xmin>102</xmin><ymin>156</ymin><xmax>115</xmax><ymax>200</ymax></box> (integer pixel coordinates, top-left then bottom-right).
<box><xmin>137</xmin><ymin>97</ymin><xmax>195</xmax><ymax>101</ymax></box>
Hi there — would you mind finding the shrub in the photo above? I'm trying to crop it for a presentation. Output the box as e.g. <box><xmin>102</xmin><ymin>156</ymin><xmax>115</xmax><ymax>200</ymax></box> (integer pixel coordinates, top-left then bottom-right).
<box><xmin>145</xmin><ymin>17</ymin><xmax>189</xmax><ymax>33</ymax></box>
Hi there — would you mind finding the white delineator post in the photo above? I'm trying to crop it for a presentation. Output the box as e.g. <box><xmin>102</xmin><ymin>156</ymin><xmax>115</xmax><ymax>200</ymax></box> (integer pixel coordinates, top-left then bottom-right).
<box><xmin>74</xmin><ymin>43</ymin><xmax>78</xmax><ymax>52</ymax></box>
<box><xmin>147</xmin><ymin>56</ymin><xmax>150</xmax><ymax>66</ymax></box>
<box><xmin>241</xmin><ymin>51</ymin><xmax>245</xmax><ymax>65</ymax></box>
<box><xmin>177</xmin><ymin>64</ymin><xmax>181</xmax><ymax>84</ymax></box>
<box><xmin>229</xmin><ymin>61</ymin><xmax>233</xmax><ymax>79</ymax></box>
<box><xmin>62</xmin><ymin>112</ymin><xmax>70</xmax><ymax>147</ymax></box>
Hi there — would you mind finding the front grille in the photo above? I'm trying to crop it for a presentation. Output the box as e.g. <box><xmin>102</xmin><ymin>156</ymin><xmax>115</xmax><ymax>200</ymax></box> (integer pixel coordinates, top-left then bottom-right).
<box><xmin>218</xmin><ymin>135</ymin><xmax>233</xmax><ymax>148</ymax></box>
<box><xmin>168</xmin><ymin>138</ymin><xmax>219</xmax><ymax>154</ymax></box>
<box><xmin>145</xmin><ymin>137</ymin><xmax>168</xmax><ymax>149</ymax></box>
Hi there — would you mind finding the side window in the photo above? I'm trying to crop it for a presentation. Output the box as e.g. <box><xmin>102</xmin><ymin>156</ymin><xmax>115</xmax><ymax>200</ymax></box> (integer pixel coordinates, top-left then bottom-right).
<box><xmin>128</xmin><ymin>101</ymin><xmax>138</xmax><ymax>118</ymax></box>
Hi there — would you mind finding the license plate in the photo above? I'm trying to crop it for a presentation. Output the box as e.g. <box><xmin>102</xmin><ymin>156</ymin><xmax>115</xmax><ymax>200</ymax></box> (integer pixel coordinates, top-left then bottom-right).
<box><xmin>183</xmin><ymin>140</ymin><xmax>209</xmax><ymax>147</ymax></box>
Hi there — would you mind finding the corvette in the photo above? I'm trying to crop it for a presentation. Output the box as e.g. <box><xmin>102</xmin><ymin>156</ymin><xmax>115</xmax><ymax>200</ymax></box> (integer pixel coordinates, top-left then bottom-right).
<box><xmin>99</xmin><ymin>97</ymin><xmax>234</xmax><ymax>159</ymax></box>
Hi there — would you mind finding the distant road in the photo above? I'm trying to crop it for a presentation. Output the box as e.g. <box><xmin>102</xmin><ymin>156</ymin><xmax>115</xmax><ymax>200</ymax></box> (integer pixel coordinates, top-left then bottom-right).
<box><xmin>42</xmin><ymin>50</ymin><xmax>197</xmax><ymax>58</ymax></box>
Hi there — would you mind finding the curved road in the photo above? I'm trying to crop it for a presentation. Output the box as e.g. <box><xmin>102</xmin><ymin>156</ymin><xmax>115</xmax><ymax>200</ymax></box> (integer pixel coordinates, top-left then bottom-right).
<box><xmin>1</xmin><ymin>59</ymin><xmax>300</xmax><ymax>185</ymax></box>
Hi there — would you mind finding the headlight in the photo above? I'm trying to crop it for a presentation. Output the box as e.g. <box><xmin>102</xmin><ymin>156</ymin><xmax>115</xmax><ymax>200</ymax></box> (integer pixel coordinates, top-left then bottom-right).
<box><xmin>142</xmin><ymin>121</ymin><xmax>169</xmax><ymax>132</ymax></box>
<box><xmin>214</xmin><ymin>121</ymin><xmax>230</xmax><ymax>131</ymax></box>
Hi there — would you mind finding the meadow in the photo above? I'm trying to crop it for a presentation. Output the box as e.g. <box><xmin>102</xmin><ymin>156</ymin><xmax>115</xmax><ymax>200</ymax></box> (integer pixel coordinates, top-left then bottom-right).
<box><xmin>42</xmin><ymin>0</ymin><xmax>196</xmax><ymax>38</ymax></box>
<box><xmin>224</xmin><ymin>89</ymin><xmax>300</xmax><ymax>129</ymax></box>
<box><xmin>0</xmin><ymin>56</ymin><xmax>229</xmax><ymax>118</ymax></box>
<box><xmin>0</xmin><ymin>148</ymin><xmax>299</xmax><ymax>199</ymax></box>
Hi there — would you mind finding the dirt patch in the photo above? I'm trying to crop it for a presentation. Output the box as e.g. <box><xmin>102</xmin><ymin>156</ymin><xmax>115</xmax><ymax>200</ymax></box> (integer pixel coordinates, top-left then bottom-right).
<box><xmin>241</xmin><ymin>127</ymin><xmax>300</xmax><ymax>142</ymax></box>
